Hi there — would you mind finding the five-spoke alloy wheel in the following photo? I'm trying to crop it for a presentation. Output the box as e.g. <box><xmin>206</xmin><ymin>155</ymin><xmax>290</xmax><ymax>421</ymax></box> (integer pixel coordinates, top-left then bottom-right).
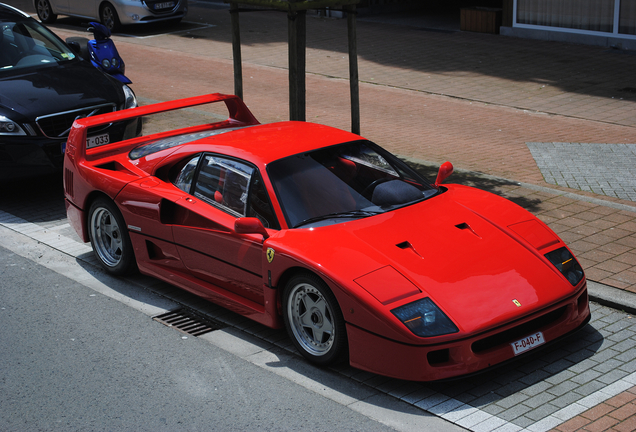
<box><xmin>283</xmin><ymin>273</ymin><xmax>347</xmax><ymax>366</ymax></box>
<box><xmin>100</xmin><ymin>3</ymin><xmax>121</xmax><ymax>32</ymax></box>
<box><xmin>88</xmin><ymin>197</ymin><xmax>135</xmax><ymax>275</ymax></box>
<box><xmin>35</xmin><ymin>0</ymin><xmax>57</xmax><ymax>24</ymax></box>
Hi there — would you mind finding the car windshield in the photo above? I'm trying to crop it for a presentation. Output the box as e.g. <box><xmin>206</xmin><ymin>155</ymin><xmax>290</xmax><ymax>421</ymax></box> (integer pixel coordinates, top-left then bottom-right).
<box><xmin>0</xmin><ymin>18</ymin><xmax>76</xmax><ymax>72</ymax></box>
<box><xmin>268</xmin><ymin>140</ymin><xmax>438</xmax><ymax>228</ymax></box>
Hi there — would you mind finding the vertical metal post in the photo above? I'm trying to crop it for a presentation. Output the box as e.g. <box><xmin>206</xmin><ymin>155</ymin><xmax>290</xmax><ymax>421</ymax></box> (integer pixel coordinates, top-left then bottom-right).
<box><xmin>230</xmin><ymin>3</ymin><xmax>243</xmax><ymax>100</ymax></box>
<box><xmin>288</xmin><ymin>10</ymin><xmax>306</xmax><ymax>121</ymax></box>
<box><xmin>346</xmin><ymin>5</ymin><xmax>360</xmax><ymax>135</ymax></box>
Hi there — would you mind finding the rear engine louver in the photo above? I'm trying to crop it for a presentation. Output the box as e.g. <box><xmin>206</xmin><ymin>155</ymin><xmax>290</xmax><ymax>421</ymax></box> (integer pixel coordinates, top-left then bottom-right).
<box><xmin>64</xmin><ymin>169</ymin><xmax>74</xmax><ymax>198</ymax></box>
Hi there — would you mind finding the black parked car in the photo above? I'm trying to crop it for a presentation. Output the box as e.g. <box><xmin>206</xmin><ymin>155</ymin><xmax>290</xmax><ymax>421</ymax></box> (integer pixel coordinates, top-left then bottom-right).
<box><xmin>0</xmin><ymin>3</ymin><xmax>140</xmax><ymax>180</ymax></box>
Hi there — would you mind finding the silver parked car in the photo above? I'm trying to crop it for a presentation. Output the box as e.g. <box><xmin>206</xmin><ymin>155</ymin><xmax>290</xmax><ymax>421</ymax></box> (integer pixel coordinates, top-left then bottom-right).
<box><xmin>34</xmin><ymin>0</ymin><xmax>188</xmax><ymax>31</ymax></box>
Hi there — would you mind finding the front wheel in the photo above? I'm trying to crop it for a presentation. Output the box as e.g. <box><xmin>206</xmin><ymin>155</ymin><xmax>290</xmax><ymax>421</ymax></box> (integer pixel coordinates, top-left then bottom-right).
<box><xmin>100</xmin><ymin>3</ymin><xmax>121</xmax><ymax>32</ymax></box>
<box><xmin>88</xmin><ymin>197</ymin><xmax>136</xmax><ymax>275</ymax></box>
<box><xmin>282</xmin><ymin>273</ymin><xmax>348</xmax><ymax>366</ymax></box>
<box><xmin>36</xmin><ymin>0</ymin><xmax>57</xmax><ymax>23</ymax></box>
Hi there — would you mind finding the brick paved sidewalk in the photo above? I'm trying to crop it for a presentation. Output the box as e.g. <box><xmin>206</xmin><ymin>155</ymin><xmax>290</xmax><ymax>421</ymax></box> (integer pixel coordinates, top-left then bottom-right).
<box><xmin>5</xmin><ymin>3</ymin><xmax>636</xmax><ymax>429</ymax></box>
<box><xmin>46</xmin><ymin>5</ymin><xmax>636</xmax><ymax>293</ymax></box>
<box><xmin>553</xmin><ymin>386</ymin><xmax>636</xmax><ymax>432</ymax></box>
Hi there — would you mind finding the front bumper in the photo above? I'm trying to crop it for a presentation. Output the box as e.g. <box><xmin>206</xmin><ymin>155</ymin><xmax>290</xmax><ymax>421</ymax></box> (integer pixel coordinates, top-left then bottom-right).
<box><xmin>117</xmin><ymin>0</ymin><xmax>188</xmax><ymax>25</ymax></box>
<box><xmin>347</xmin><ymin>283</ymin><xmax>590</xmax><ymax>381</ymax></box>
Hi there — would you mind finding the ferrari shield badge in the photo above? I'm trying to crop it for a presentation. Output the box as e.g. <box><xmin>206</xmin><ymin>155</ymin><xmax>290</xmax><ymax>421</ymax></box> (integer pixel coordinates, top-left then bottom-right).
<box><xmin>266</xmin><ymin>248</ymin><xmax>275</xmax><ymax>263</ymax></box>
<box><xmin>513</xmin><ymin>299</ymin><xmax>522</xmax><ymax>307</ymax></box>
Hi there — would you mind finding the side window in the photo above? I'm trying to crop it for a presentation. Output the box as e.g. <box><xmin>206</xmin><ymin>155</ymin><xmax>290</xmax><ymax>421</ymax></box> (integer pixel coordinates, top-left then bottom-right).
<box><xmin>173</xmin><ymin>153</ymin><xmax>280</xmax><ymax>229</ymax></box>
<box><xmin>248</xmin><ymin>172</ymin><xmax>280</xmax><ymax>230</ymax></box>
<box><xmin>193</xmin><ymin>155</ymin><xmax>253</xmax><ymax>217</ymax></box>
<box><xmin>173</xmin><ymin>155</ymin><xmax>201</xmax><ymax>194</ymax></box>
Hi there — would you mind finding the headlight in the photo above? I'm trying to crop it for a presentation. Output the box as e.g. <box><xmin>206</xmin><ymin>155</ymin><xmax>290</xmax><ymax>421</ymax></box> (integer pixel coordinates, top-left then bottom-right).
<box><xmin>392</xmin><ymin>297</ymin><xmax>458</xmax><ymax>337</ymax></box>
<box><xmin>0</xmin><ymin>115</ymin><xmax>26</xmax><ymax>136</ymax></box>
<box><xmin>102</xmin><ymin>58</ymin><xmax>110</xmax><ymax>68</ymax></box>
<box><xmin>112</xmin><ymin>58</ymin><xmax>119</xmax><ymax>67</ymax></box>
<box><xmin>122</xmin><ymin>85</ymin><xmax>137</xmax><ymax>109</ymax></box>
<box><xmin>545</xmin><ymin>247</ymin><xmax>584</xmax><ymax>286</ymax></box>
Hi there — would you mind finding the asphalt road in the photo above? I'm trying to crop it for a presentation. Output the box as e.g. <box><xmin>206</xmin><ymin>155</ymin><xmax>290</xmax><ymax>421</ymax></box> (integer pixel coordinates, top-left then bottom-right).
<box><xmin>2</xmin><ymin>1</ymin><xmax>636</xmax><ymax>430</ymax></box>
<box><xmin>0</xmin><ymin>243</ymin><xmax>415</xmax><ymax>432</ymax></box>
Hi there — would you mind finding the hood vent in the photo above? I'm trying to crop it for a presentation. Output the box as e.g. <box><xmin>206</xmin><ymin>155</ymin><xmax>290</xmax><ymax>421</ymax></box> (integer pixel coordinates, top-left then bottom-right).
<box><xmin>456</xmin><ymin>222</ymin><xmax>482</xmax><ymax>239</ymax></box>
<box><xmin>396</xmin><ymin>241</ymin><xmax>423</xmax><ymax>258</ymax></box>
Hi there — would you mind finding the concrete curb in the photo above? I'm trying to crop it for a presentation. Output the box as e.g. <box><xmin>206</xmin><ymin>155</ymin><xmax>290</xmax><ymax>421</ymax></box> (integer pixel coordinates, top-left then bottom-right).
<box><xmin>588</xmin><ymin>280</ymin><xmax>636</xmax><ymax>316</ymax></box>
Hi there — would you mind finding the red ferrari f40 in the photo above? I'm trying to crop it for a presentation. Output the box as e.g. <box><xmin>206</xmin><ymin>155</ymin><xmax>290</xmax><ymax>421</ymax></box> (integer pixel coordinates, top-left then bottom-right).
<box><xmin>63</xmin><ymin>94</ymin><xmax>590</xmax><ymax>381</ymax></box>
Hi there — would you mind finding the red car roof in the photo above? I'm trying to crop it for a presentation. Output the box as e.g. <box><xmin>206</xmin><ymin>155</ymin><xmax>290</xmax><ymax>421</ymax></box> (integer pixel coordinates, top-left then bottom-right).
<box><xmin>173</xmin><ymin>121</ymin><xmax>365</xmax><ymax>166</ymax></box>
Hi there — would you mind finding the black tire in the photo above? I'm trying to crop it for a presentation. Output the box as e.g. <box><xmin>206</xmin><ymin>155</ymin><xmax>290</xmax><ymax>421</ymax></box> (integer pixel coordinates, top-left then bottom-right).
<box><xmin>88</xmin><ymin>197</ymin><xmax>136</xmax><ymax>276</ymax></box>
<box><xmin>100</xmin><ymin>3</ymin><xmax>121</xmax><ymax>32</ymax></box>
<box><xmin>35</xmin><ymin>0</ymin><xmax>57</xmax><ymax>24</ymax></box>
<box><xmin>282</xmin><ymin>273</ymin><xmax>348</xmax><ymax>366</ymax></box>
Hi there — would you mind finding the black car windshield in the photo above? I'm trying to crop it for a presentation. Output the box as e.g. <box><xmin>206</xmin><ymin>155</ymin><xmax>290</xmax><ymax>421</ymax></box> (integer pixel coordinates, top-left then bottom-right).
<box><xmin>0</xmin><ymin>18</ymin><xmax>76</xmax><ymax>72</ymax></box>
<box><xmin>268</xmin><ymin>140</ymin><xmax>438</xmax><ymax>228</ymax></box>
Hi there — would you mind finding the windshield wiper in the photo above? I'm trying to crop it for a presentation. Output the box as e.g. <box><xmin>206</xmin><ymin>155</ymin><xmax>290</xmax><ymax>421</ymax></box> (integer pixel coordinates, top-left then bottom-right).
<box><xmin>295</xmin><ymin>210</ymin><xmax>381</xmax><ymax>228</ymax></box>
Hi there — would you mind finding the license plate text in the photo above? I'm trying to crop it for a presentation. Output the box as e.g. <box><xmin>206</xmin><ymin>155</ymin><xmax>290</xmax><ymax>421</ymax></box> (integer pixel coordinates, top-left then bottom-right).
<box><xmin>87</xmin><ymin>133</ymin><xmax>109</xmax><ymax>148</ymax></box>
<box><xmin>511</xmin><ymin>331</ymin><xmax>545</xmax><ymax>355</ymax></box>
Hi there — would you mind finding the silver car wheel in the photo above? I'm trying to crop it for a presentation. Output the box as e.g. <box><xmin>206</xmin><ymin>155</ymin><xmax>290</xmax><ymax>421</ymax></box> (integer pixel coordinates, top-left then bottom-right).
<box><xmin>100</xmin><ymin>3</ymin><xmax>120</xmax><ymax>31</ymax></box>
<box><xmin>287</xmin><ymin>282</ymin><xmax>336</xmax><ymax>357</ymax></box>
<box><xmin>36</xmin><ymin>0</ymin><xmax>56</xmax><ymax>23</ymax></box>
<box><xmin>90</xmin><ymin>205</ymin><xmax>124</xmax><ymax>268</ymax></box>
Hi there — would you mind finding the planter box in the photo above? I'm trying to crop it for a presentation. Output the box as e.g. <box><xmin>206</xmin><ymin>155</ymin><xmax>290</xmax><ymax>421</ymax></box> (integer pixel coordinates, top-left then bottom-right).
<box><xmin>461</xmin><ymin>7</ymin><xmax>502</xmax><ymax>34</ymax></box>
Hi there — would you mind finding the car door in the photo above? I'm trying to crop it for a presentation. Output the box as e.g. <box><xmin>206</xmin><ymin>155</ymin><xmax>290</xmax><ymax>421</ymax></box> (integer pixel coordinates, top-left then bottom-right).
<box><xmin>171</xmin><ymin>153</ymin><xmax>279</xmax><ymax>306</ymax></box>
<box><xmin>66</xmin><ymin>0</ymin><xmax>96</xmax><ymax>18</ymax></box>
<box><xmin>49</xmin><ymin>0</ymin><xmax>70</xmax><ymax>14</ymax></box>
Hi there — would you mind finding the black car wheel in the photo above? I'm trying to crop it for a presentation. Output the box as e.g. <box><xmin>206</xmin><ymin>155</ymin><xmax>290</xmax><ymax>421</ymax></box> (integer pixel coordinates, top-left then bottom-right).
<box><xmin>282</xmin><ymin>273</ymin><xmax>348</xmax><ymax>366</ymax></box>
<box><xmin>35</xmin><ymin>0</ymin><xmax>57</xmax><ymax>24</ymax></box>
<box><xmin>88</xmin><ymin>197</ymin><xmax>136</xmax><ymax>275</ymax></box>
<box><xmin>100</xmin><ymin>3</ymin><xmax>121</xmax><ymax>32</ymax></box>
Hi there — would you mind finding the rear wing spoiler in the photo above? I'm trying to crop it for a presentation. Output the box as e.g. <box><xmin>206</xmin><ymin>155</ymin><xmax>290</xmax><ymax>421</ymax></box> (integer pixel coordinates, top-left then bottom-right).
<box><xmin>65</xmin><ymin>93</ymin><xmax>260</xmax><ymax>163</ymax></box>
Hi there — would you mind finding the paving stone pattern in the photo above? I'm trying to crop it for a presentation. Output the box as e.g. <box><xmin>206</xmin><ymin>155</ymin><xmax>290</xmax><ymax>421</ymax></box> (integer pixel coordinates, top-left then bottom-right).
<box><xmin>553</xmin><ymin>386</ymin><xmax>636</xmax><ymax>432</ymax></box>
<box><xmin>4</xmin><ymin>3</ymin><xmax>636</xmax><ymax>429</ymax></box>
<box><xmin>528</xmin><ymin>143</ymin><xmax>636</xmax><ymax>202</ymax></box>
<box><xmin>1</xmin><ymin>178</ymin><xmax>636</xmax><ymax>432</ymax></box>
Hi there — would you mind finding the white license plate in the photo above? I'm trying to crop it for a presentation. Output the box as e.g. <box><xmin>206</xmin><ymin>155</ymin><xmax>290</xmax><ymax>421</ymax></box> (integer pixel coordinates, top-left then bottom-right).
<box><xmin>86</xmin><ymin>133</ymin><xmax>109</xmax><ymax>148</ymax></box>
<box><xmin>511</xmin><ymin>331</ymin><xmax>545</xmax><ymax>355</ymax></box>
<box><xmin>155</xmin><ymin>1</ymin><xmax>175</xmax><ymax>9</ymax></box>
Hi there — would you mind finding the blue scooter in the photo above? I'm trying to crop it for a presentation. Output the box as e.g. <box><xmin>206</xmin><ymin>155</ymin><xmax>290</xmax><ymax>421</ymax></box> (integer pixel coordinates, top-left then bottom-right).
<box><xmin>66</xmin><ymin>22</ymin><xmax>131</xmax><ymax>84</ymax></box>
<box><xmin>87</xmin><ymin>22</ymin><xmax>131</xmax><ymax>84</ymax></box>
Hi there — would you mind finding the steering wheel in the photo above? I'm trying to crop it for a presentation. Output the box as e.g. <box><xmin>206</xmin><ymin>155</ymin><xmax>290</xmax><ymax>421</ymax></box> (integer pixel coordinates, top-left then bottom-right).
<box><xmin>362</xmin><ymin>178</ymin><xmax>391</xmax><ymax>199</ymax></box>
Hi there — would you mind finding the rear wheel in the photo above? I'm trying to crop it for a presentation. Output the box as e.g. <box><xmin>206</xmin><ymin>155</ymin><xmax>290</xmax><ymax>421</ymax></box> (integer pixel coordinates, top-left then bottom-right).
<box><xmin>36</xmin><ymin>0</ymin><xmax>57</xmax><ymax>24</ymax></box>
<box><xmin>100</xmin><ymin>3</ymin><xmax>121</xmax><ymax>32</ymax></box>
<box><xmin>88</xmin><ymin>197</ymin><xmax>136</xmax><ymax>275</ymax></box>
<box><xmin>282</xmin><ymin>273</ymin><xmax>348</xmax><ymax>366</ymax></box>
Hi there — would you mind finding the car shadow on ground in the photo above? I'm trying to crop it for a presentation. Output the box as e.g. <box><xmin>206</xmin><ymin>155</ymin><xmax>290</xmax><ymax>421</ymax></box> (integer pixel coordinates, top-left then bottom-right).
<box><xmin>47</xmin><ymin>16</ymin><xmax>212</xmax><ymax>38</ymax></box>
<box><xmin>70</xmin><ymin>250</ymin><xmax>604</xmax><ymax>419</ymax></box>
<box><xmin>72</xmin><ymin>253</ymin><xmax>602</xmax><ymax>419</ymax></box>
<box><xmin>0</xmin><ymin>172</ymin><xmax>66</xmax><ymax>224</ymax></box>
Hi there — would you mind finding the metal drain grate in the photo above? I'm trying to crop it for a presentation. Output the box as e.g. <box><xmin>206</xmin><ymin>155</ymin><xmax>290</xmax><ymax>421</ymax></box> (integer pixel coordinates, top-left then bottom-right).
<box><xmin>153</xmin><ymin>309</ymin><xmax>222</xmax><ymax>337</ymax></box>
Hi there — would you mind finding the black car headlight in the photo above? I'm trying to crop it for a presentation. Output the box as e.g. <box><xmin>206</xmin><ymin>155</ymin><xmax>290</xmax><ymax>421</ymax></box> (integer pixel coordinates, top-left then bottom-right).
<box><xmin>122</xmin><ymin>85</ymin><xmax>137</xmax><ymax>110</ymax></box>
<box><xmin>392</xmin><ymin>297</ymin><xmax>459</xmax><ymax>337</ymax></box>
<box><xmin>545</xmin><ymin>247</ymin><xmax>584</xmax><ymax>286</ymax></box>
<box><xmin>0</xmin><ymin>115</ymin><xmax>26</xmax><ymax>136</ymax></box>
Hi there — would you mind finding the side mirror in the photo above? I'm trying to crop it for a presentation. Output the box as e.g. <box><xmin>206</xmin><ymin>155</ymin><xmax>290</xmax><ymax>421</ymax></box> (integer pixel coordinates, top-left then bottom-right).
<box><xmin>235</xmin><ymin>217</ymin><xmax>269</xmax><ymax>240</ymax></box>
<box><xmin>66</xmin><ymin>40</ymin><xmax>82</xmax><ymax>56</ymax></box>
<box><xmin>434</xmin><ymin>161</ymin><xmax>453</xmax><ymax>187</ymax></box>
